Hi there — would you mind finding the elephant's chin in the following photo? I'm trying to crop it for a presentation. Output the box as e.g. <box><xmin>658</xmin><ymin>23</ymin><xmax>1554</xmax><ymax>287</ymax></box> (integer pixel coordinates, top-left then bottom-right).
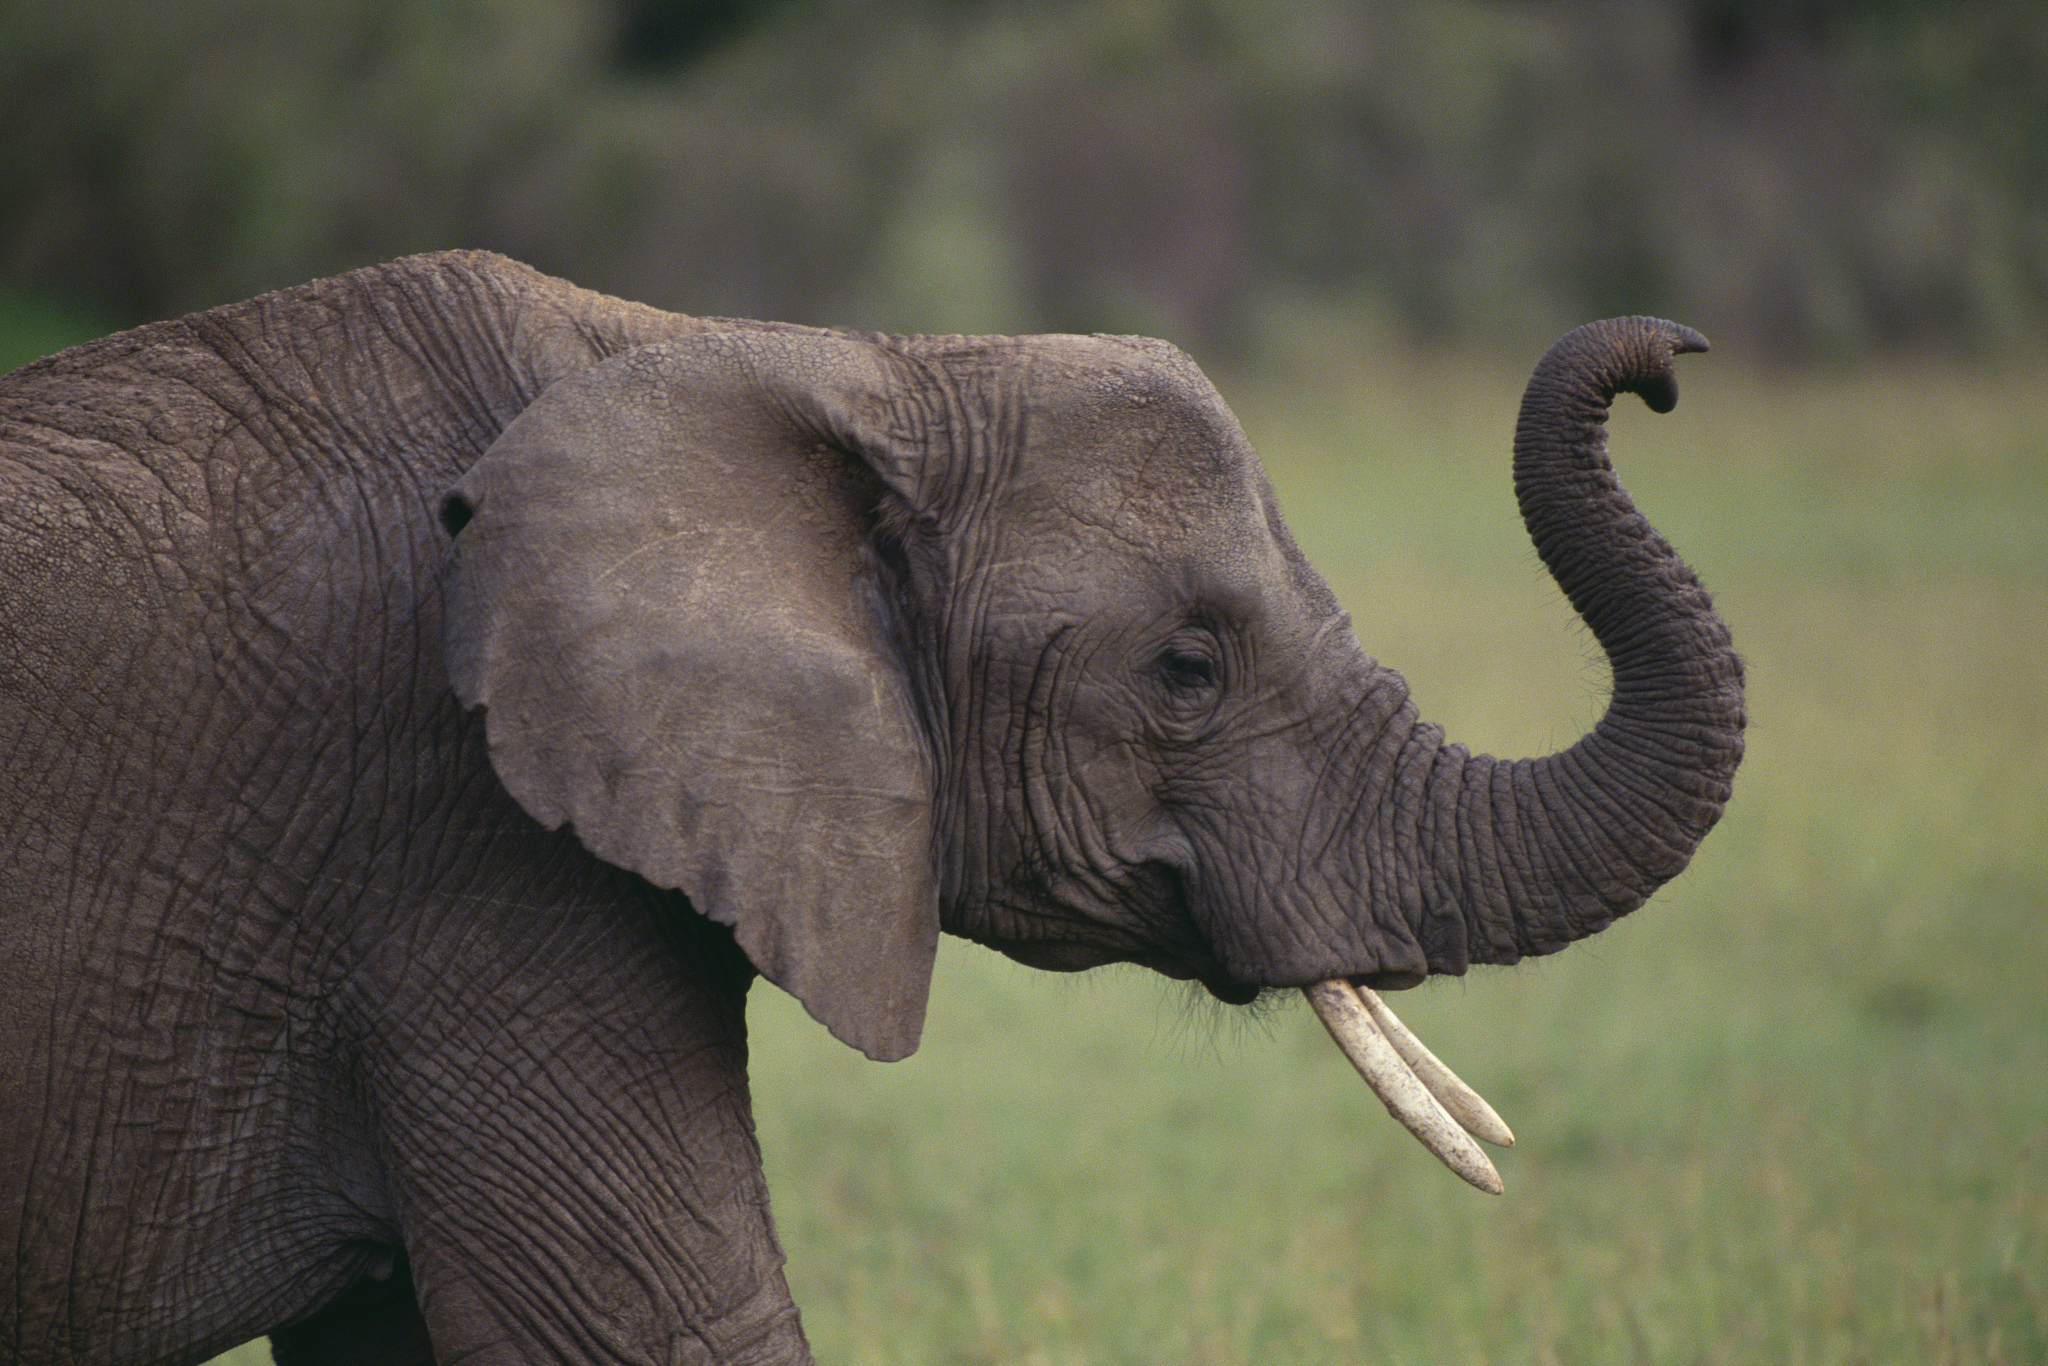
<box><xmin>981</xmin><ymin>937</ymin><xmax>1256</xmax><ymax>1003</ymax></box>
<box><xmin>984</xmin><ymin>938</ymin><xmax>1123</xmax><ymax>973</ymax></box>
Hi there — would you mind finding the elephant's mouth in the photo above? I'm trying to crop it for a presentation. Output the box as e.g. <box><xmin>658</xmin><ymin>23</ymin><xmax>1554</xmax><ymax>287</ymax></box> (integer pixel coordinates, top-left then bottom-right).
<box><xmin>990</xmin><ymin>946</ymin><xmax>1513</xmax><ymax>1189</ymax></box>
<box><xmin>977</xmin><ymin>868</ymin><xmax>1513</xmax><ymax>1189</ymax></box>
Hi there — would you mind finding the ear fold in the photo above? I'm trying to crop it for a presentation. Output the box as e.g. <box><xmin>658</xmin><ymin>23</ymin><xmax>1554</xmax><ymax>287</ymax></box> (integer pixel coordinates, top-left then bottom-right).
<box><xmin>441</xmin><ymin>333</ymin><xmax>937</xmax><ymax>1061</ymax></box>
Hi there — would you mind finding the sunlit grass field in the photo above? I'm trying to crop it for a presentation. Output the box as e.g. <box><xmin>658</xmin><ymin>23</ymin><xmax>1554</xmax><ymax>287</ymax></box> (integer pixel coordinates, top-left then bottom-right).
<box><xmin>15</xmin><ymin>312</ymin><xmax>2025</xmax><ymax>1364</ymax></box>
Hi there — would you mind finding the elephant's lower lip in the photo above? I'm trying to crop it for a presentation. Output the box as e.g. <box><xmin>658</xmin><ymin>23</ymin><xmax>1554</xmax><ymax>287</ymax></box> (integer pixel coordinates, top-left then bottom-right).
<box><xmin>1351</xmin><ymin>968</ymin><xmax>1427</xmax><ymax>991</ymax></box>
<box><xmin>1201</xmin><ymin>977</ymin><xmax>1260</xmax><ymax>1005</ymax></box>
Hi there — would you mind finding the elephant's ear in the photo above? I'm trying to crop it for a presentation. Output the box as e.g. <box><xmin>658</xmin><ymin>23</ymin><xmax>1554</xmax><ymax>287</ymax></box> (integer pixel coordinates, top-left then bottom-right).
<box><xmin>440</xmin><ymin>334</ymin><xmax>937</xmax><ymax>1062</ymax></box>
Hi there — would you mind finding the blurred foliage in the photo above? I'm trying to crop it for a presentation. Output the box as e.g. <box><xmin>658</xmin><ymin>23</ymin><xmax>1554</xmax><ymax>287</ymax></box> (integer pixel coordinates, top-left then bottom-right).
<box><xmin>3</xmin><ymin>0</ymin><xmax>2045</xmax><ymax>359</ymax></box>
<box><xmin>0</xmin><ymin>288</ymin><xmax>117</xmax><ymax>374</ymax></box>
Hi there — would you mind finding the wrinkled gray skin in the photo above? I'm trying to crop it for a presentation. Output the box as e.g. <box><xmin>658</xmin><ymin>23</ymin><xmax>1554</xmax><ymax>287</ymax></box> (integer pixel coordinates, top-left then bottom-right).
<box><xmin>0</xmin><ymin>253</ymin><xmax>1743</xmax><ymax>1364</ymax></box>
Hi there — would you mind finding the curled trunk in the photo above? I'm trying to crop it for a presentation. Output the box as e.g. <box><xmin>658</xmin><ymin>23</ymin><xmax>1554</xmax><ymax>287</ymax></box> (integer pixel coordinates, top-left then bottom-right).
<box><xmin>1482</xmin><ymin>317</ymin><xmax>1742</xmax><ymax>953</ymax></box>
<box><xmin>1305</xmin><ymin>318</ymin><xmax>1745</xmax><ymax>1190</ymax></box>
<box><xmin>1395</xmin><ymin>317</ymin><xmax>1745</xmax><ymax>971</ymax></box>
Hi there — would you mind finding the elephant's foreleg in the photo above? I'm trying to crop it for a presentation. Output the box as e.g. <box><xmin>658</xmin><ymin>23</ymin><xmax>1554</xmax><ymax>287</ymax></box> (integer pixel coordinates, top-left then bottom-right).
<box><xmin>346</xmin><ymin>879</ymin><xmax>811</xmax><ymax>1365</ymax></box>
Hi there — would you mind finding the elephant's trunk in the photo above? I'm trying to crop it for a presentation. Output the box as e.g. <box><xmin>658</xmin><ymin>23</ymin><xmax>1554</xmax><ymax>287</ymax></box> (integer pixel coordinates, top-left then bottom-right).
<box><xmin>1306</xmin><ymin>317</ymin><xmax>1745</xmax><ymax>1191</ymax></box>
<box><xmin>1466</xmin><ymin>317</ymin><xmax>1744</xmax><ymax>955</ymax></box>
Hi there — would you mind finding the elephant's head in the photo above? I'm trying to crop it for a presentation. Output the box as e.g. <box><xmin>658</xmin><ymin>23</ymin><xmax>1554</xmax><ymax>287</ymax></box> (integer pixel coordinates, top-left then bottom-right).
<box><xmin>440</xmin><ymin>317</ymin><xmax>1743</xmax><ymax>1190</ymax></box>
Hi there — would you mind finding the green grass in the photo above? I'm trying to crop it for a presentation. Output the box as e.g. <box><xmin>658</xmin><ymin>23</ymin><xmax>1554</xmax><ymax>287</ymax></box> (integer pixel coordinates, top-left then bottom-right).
<box><xmin>87</xmin><ymin>333</ymin><xmax>2029</xmax><ymax>1364</ymax></box>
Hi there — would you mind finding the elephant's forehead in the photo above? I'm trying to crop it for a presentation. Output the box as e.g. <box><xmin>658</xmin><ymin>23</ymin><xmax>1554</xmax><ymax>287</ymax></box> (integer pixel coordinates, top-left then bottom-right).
<box><xmin>957</xmin><ymin>333</ymin><xmax>1314</xmax><ymax>608</ymax></box>
<box><xmin>979</xmin><ymin>489</ymin><xmax>1305</xmax><ymax>640</ymax></box>
<box><xmin>1076</xmin><ymin>443</ymin><xmax>1286</xmax><ymax>597</ymax></box>
<box><xmin>1020</xmin><ymin>383</ymin><xmax>1270</xmax><ymax>538</ymax></box>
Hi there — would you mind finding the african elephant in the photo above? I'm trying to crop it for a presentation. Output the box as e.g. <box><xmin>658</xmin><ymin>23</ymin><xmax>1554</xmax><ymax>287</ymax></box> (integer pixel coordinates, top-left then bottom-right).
<box><xmin>0</xmin><ymin>251</ymin><xmax>1743</xmax><ymax>1364</ymax></box>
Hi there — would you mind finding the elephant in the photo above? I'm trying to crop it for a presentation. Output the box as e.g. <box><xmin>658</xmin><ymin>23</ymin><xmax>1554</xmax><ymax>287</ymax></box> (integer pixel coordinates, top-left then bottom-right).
<box><xmin>0</xmin><ymin>250</ymin><xmax>1743</xmax><ymax>1365</ymax></box>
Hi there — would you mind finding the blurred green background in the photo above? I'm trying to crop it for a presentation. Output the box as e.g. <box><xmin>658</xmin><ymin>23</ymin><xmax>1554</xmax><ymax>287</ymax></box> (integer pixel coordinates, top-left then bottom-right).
<box><xmin>4</xmin><ymin>1</ymin><xmax>2043</xmax><ymax>1362</ymax></box>
<box><xmin>7</xmin><ymin>0</ymin><xmax>2048</xmax><ymax>360</ymax></box>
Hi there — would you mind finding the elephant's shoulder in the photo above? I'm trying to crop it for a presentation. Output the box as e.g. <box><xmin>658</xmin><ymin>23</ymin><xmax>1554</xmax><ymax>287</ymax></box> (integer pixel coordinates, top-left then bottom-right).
<box><xmin>0</xmin><ymin>338</ymin><xmax>231</xmax><ymax>545</ymax></box>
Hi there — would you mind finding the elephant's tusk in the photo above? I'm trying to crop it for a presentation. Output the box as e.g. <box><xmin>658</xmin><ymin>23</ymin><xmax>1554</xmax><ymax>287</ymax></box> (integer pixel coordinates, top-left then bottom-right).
<box><xmin>1355</xmin><ymin>986</ymin><xmax>1515</xmax><ymax>1149</ymax></box>
<box><xmin>1303</xmin><ymin>979</ymin><xmax>1506</xmax><ymax>1195</ymax></box>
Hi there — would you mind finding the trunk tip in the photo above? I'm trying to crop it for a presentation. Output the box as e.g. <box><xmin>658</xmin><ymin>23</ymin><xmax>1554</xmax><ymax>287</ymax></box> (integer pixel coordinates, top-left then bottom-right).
<box><xmin>1542</xmin><ymin>316</ymin><xmax>1710</xmax><ymax>415</ymax></box>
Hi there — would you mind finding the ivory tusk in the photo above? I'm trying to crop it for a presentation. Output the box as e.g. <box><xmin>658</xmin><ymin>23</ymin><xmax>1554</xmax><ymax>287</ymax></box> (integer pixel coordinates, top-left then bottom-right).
<box><xmin>1303</xmin><ymin>978</ymin><xmax>1504</xmax><ymax>1195</ymax></box>
<box><xmin>1355</xmin><ymin>986</ymin><xmax>1515</xmax><ymax>1149</ymax></box>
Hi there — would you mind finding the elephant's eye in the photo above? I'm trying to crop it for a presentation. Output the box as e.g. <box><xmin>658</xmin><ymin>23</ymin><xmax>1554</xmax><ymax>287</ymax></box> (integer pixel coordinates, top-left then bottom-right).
<box><xmin>1158</xmin><ymin>646</ymin><xmax>1220</xmax><ymax>692</ymax></box>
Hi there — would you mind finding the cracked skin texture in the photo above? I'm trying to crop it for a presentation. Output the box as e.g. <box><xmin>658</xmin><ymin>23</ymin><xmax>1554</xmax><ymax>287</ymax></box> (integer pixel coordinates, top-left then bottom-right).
<box><xmin>0</xmin><ymin>254</ymin><xmax>1739</xmax><ymax>1364</ymax></box>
